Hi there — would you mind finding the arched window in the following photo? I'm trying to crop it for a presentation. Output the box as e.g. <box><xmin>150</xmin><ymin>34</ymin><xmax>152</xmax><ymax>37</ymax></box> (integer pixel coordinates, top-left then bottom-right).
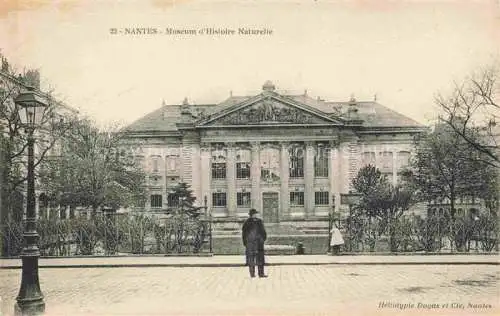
<box><xmin>314</xmin><ymin>143</ymin><xmax>329</xmax><ymax>177</ymax></box>
<box><xmin>362</xmin><ymin>152</ymin><xmax>376</xmax><ymax>167</ymax></box>
<box><xmin>236</xmin><ymin>149</ymin><xmax>251</xmax><ymax>179</ymax></box>
<box><xmin>211</xmin><ymin>147</ymin><xmax>227</xmax><ymax>180</ymax></box>
<box><xmin>289</xmin><ymin>144</ymin><xmax>304</xmax><ymax>178</ymax></box>
<box><xmin>150</xmin><ymin>155</ymin><xmax>162</xmax><ymax>173</ymax></box>
<box><xmin>260</xmin><ymin>146</ymin><xmax>280</xmax><ymax>182</ymax></box>
<box><xmin>398</xmin><ymin>151</ymin><xmax>411</xmax><ymax>169</ymax></box>
<box><xmin>166</xmin><ymin>155</ymin><xmax>179</xmax><ymax>172</ymax></box>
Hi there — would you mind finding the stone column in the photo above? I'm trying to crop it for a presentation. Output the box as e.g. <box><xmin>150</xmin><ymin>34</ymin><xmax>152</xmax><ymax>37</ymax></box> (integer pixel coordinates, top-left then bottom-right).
<box><xmin>280</xmin><ymin>142</ymin><xmax>290</xmax><ymax>220</ymax></box>
<box><xmin>330</xmin><ymin>141</ymin><xmax>341</xmax><ymax>213</ymax></box>
<box><xmin>191</xmin><ymin>144</ymin><xmax>202</xmax><ymax>205</ymax></box>
<box><xmin>200</xmin><ymin>144</ymin><xmax>212</xmax><ymax>209</ymax></box>
<box><xmin>250</xmin><ymin>142</ymin><xmax>261</xmax><ymax>213</ymax></box>
<box><xmin>339</xmin><ymin>141</ymin><xmax>350</xmax><ymax>193</ymax></box>
<box><xmin>305</xmin><ymin>141</ymin><xmax>315</xmax><ymax>218</ymax></box>
<box><xmin>226</xmin><ymin>143</ymin><xmax>237</xmax><ymax>218</ymax></box>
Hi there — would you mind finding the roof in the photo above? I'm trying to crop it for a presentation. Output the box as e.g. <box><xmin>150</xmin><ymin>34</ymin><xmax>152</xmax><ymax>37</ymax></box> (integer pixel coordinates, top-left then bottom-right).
<box><xmin>0</xmin><ymin>70</ymin><xmax>79</xmax><ymax>115</ymax></box>
<box><xmin>124</xmin><ymin>82</ymin><xmax>424</xmax><ymax>133</ymax></box>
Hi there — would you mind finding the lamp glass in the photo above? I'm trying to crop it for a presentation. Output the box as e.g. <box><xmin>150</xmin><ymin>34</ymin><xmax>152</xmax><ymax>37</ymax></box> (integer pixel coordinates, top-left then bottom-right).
<box><xmin>15</xmin><ymin>89</ymin><xmax>48</xmax><ymax>127</ymax></box>
<box><xmin>19</xmin><ymin>105</ymin><xmax>45</xmax><ymax>127</ymax></box>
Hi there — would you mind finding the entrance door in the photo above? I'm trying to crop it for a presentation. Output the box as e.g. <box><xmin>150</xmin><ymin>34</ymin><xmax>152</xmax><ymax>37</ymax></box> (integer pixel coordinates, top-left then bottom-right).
<box><xmin>262</xmin><ymin>192</ymin><xmax>279</xmax><ymax>223</ymax></box>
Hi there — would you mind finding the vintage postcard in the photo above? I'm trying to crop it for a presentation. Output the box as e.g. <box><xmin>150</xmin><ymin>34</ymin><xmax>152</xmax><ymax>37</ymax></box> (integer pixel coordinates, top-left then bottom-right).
<box><xmin>0</xmin><ymin>0</ymin><xmax>499</xmax><ymax>315</ymax></box>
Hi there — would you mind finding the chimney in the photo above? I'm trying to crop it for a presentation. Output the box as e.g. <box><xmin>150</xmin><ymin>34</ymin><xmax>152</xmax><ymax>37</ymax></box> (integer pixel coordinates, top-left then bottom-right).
<box><xmin>347</xmin><ymin>94</ymin><xmax>359</xmax><ymax>120</ymax></box>
<box><xmin>180</xmin><ymin>97</ymin><xmax>192</xmax><ymax>122</ymax></box>
<box><xmin>24</xmin><ymin>69</ymin><xmax>41</xmax><ymax>89</ymax></box>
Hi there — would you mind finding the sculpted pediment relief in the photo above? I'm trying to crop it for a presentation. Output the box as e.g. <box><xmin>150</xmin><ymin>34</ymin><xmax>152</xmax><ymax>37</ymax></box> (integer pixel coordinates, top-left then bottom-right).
<box><xmin>203</xmin><ymin>98</ymin><xmax>335</xmax><ymax>126</ymax></box>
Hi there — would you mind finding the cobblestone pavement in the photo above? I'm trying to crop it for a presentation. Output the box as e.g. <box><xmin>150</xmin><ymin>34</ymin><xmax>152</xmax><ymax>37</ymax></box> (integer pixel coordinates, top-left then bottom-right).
<box><xmin>0</xmin><ymin>265</ymin><xmax>498</xmax><ymax>316</ymax></box>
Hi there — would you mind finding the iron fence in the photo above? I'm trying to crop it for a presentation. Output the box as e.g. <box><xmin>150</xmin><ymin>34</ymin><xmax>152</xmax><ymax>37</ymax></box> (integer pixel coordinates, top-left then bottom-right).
<box><xmin>0</xmin><ymin>213</ymin><xmax>212</xmax><ymax>257</ymax></box>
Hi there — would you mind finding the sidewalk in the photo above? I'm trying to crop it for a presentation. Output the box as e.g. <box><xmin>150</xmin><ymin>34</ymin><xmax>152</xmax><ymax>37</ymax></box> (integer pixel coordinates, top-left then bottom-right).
<box><xmin>1</xmin><ymin>254</ymin><xmax>498</xmax><ymax>268</ymax></box>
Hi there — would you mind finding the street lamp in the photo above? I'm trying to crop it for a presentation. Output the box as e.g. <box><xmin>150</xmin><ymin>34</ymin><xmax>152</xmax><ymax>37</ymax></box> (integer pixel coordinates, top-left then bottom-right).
<box><xmin>340</xmin><ymin>191</ymin><xmax>362</xmax><ymax>252</ymax></box>
<box><xmin>14</xmin><ymin>86</ymin><xmax>48</xmax><ymax>315</ymax></box>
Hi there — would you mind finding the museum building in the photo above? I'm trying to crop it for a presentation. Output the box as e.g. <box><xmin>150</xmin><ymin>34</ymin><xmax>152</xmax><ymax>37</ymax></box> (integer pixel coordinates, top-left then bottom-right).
<box><xmin>123</xmin><ymin>81</ymin><xmax>426</xmax><ymax>225</ymax></box>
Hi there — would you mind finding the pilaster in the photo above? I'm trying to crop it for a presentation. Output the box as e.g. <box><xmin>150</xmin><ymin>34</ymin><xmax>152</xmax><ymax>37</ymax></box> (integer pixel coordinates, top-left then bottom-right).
<box><xmin>200</xmin><ymin>143</ymin><xmax>212</xmax><ymax>209</ymax></box>
<box><xmin>330</xmin><ymin>140</ymin><xmax>341</xmax><ymax>213</ymax></box>
<box><xmin>226</xmin><ymin>142</ymin><xmax>237</xmax><ymax>217</ymax></box>
<box><xmin>250</xmin><ymin>142</ymin><xmax>261</xmax><ymax>213</ymax></box>
<box><xmin>305</xmin><ymin>141</ymin><xmax>315</xmax><ymax>217</ymax></box>
<box><xmin>191</xmin><ymin>143</ymin><xmax>202</xmax><ymax>205</ymax></box>
<box><xmin>339</xmin><ymin>141</ymin><xmax>350</xmax><ymax>194</ymax></box>
<box><xmin>280</xmin><ymin>142</ymin><xmax>290</xmax><ymax>219</ymax></box>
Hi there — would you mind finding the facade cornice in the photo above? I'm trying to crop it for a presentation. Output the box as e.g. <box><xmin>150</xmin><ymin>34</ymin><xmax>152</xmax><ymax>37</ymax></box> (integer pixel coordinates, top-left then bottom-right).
<box><xmin>197</xmin><ymin>92</ymin><xmax>347</xmax><ymax>127</ymax></box>
<box><xmin>357</xmin><ymin>126</ymin><xmax>427</xmax><ymax>134</ymax></box>
<box><xmin>123</xmin><ymin>131</ymin><xmax>182</xmax><ymax>138</ymax></box>
<box><xmin>196</xmin><ymin>123</ymin><xmax>343</xmax><ymax>129</ymax></box>
<box><xmin>201</xmin><ymin>135</ymin><xmax>339</xmax><ymax>143</ymax></box>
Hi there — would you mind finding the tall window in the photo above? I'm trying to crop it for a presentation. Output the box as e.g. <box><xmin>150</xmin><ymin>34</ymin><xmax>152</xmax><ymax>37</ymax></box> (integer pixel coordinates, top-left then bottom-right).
<box><xmin>260</xmin><ymin>146</ymin><xmax>280</xmax><ymax>182</ymax></box>
<box><xmin>150</xmin><ymin>194</ymin><xmax>162</xmax><ymax>208</ymax></box>
<box><xmin>290</xmin><ymin>191</ymin><xmax>305</xmax><ymax>206</ymax></box>
<box><xmin>166</xmin><ymin>156</ymin><xmax>179</xmax><ymax>172</ymax></box>
<box><xmin>237</xmin><ymin>192</ymin><xmax>251</xmax><ymax>207</ymax></box>
<box><xmin>379</xmin><ymin>151</ymin><xmax>393</xmax><ymax>180</ymax></box>
<box><xmin>315</xmin><ymin>192</ymin><xmax>329</xmax><ymax>205</ymax></box>
<box><xmin>236</xmin><ymin>149</ymin><xmax>251</xmax><ymax>179</ymax></box>
<box><xmin>397</xmin><ymin>151</ymin><xmax>411</xmax><ymax>170</ymax></box>
<box><xmin>362</xmin><ymin>152</ymin><xmax>376</xmax><ymax>167</ymax></box>
<box><xmin>211</xmin><ymin>148</ymin><xmax>227</xmax><ymax>180</ymax></box>
<box><xmin>379</xmin><ymin>152</ymin><xmax>393</xmax><ymax>171</ymax></box>
<box><xmin>289</xmin><ymin>144</ymin><xmax>304</xmax><ymax>178</ymax></box>
<box><xmin>151</xmin><ymin>156</ymin><xmax>160</xmax><ymax>173</ymax></box>
<box><xmin>314</xmin><ymin>143</ymin><xmax>329</xmax><ymax>177</ymax></box>
<box><xmin>212</xmin><ymin>192</ymin><xmax>227</xmax><ymax>207</ymax></box>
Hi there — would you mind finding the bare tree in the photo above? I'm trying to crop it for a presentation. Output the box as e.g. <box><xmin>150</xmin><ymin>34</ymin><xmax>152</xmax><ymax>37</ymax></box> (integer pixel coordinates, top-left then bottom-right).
<box><xmin>436</xmin><ymin>65</ymin><xmax>500</xmax><ymax>168</ymax></box>
<box><xmin>38</xmin><ymin>118</ymin><xmax>147</xmax><ymax>216</ymax></box>
<box><xmin>0</xmin><ymin>55</ymin><xmax>76</xmax><ymax>222</ymax></box>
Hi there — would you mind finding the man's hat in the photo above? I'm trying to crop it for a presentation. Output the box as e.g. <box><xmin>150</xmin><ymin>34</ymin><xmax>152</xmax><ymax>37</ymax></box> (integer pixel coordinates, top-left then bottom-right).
<box><xmin>249</xmin><ymin>208</ymin><xmax>258</xmax><ymax>216</ymax></box>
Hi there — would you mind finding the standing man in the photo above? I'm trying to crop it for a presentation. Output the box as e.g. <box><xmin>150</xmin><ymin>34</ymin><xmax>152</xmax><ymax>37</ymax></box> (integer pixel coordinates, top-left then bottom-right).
<box><xmin>242</xmin><ymin>208</ymin><xmax>267</xmax><ymax>278</ymax></box>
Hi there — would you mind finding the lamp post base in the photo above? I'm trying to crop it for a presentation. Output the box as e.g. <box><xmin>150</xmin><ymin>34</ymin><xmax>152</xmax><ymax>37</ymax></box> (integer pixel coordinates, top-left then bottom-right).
<box><xmin>15</xmin><ymin>255</ymin><xmax>45</xmax><ymax>316</ymax></box>
<box><xmin>14</xmin><ymin>300</ymin><xmax>45</xmax><ymax>316</ymax></box>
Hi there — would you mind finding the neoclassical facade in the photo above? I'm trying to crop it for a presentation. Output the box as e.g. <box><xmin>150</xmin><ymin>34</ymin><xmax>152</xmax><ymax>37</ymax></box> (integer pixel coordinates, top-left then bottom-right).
<box><xmin>124</xmin><ymin>81</ymin><xmax>426</xmax><ymax>223</ymax></box>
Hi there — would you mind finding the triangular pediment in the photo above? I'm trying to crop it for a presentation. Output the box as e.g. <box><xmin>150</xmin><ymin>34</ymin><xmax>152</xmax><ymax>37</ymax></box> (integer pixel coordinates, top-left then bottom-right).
<box><xmin>197</xmin><ymin>93</ymin><xmax>344</xmax><ymax>127</ymax></box>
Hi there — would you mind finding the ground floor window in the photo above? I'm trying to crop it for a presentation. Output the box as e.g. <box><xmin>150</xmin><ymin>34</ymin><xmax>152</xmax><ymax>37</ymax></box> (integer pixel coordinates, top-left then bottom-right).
<box><xmin>237</xmin><ymin>192</ymin><xmax>251</xmax><ymax>207</ymax></box>
<box><xmin>150</xmin><ymin>194</ymin><xmax>162</xmax><ymax>208</ymax></box>
<box><xmin>290</xmin><ymin>191</ymin><xmax>304</xmax><ymax>206</ymax></box>
<box><xmin>167</xmin><ymin>193</ymin><xmax>179</xmax><ymax>207</ymax></box>
<box><xmin>315</xmin><ymin>192</ymin><xmax>329</xmax><ymax>205</ymax></box>
<box><xmin>212</xmin><ymin>192</ymin><xmax>227</xmax><ymax>207</ymax></box>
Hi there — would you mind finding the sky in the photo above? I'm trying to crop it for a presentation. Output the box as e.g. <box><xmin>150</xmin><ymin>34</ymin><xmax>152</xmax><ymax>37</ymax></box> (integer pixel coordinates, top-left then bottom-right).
<box><xmin>0</xmin><ymin>0</ymin><xmax>499</xmax><ymax>126</ymax></box>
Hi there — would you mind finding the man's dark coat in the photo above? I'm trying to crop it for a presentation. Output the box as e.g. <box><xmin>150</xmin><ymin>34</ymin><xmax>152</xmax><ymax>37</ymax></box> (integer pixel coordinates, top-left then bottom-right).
<box><xmin>242</xmin><ymin>217</ymin><xmax>267</xmax><ymax>266</ymax></box>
